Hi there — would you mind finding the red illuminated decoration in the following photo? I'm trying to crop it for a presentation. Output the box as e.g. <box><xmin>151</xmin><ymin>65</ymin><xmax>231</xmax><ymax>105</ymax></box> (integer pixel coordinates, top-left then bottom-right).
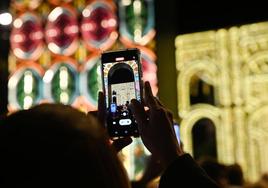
<box><xmin>45</xmin><ymin>6</ymin><xmax>79</xmax><ymax>56</ymax></box>
<box><xmin>81</xmin><ymin>1</ymin><xmax>118</xmax><ymax>51</ymax></box>
<box><xmin>141</xmin><ymin>49</ymin><xmax>158</xmax><ymax>95</ymax></box>
<box><xmin>8</xmin><ymin>0</ymin><xmax>157</xmax><ymax>181</ymax></box>
<box><xmin>10</xmin><ymin>13</ymin><xmax>44</xmax><ymax>61</ymax></box>
<box><xmin>9</xmin><ymin>0</ymin><xmax>158</xmax><ymax>113</ymax></box>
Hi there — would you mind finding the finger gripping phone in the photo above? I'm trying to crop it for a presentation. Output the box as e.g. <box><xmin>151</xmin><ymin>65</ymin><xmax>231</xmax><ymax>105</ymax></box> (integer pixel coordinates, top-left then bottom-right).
<box><xmin>101</xmin><ymin>48</ymin><xmax>142</xmax><ymax>138</ymax></box>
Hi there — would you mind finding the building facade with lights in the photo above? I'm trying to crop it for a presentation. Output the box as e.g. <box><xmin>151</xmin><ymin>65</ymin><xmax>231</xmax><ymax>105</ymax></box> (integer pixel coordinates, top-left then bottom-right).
<box><xmin>176</xmin><ymin>22</ymin><xmax>268</xmax><ymax>181</ymax></box>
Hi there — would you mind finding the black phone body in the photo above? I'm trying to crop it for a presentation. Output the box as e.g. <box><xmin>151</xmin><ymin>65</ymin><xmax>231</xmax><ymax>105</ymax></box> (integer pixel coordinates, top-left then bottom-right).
<box><xmin>101</xmin><ymin>48</ymin><xmax>142</xmax><ymax>138</ymax></box>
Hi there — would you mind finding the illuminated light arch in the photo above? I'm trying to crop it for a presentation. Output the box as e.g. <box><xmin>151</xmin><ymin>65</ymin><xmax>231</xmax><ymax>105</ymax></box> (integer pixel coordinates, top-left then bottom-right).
<box><xmin>243</xmin><ymin>52</ymin><xmax>268</xmax><ymax>111</ymax></box>
<box><xmin>249</xmin><ymin>139</ymin><xmax>262</xmax><ymax>182</ymax></box>
<box><xmin>103</xmin><ymin>60</ymin><xmax>138</xmax><ymax>74</ymax></box>
<box><xmin>246</xmin><ymin>51</ymin><xmax>268</xmax><ymax>75</ymax></box>
<box><xmin>247</xmin><ymin>105</ymin><xmax>268</xmax><ymax>181</ymax></box>
<box><xmin>102</xmin><ymin>60</ymin><xmax>139</xmax><ymax>107</ymax></box>
<box><xmin>180</xmin><ymin>104</ymin><xmax>221</xmax><ymax>156</ymax></box>
<box><xmin>176</xmin><ymin>21</ymin><xmax>268</xmax><ymax>182</ymax></box>
<box><xmin>177</xmin><ymin>60</ymin><xmax>220</xmax><ymax>117</ymax></box>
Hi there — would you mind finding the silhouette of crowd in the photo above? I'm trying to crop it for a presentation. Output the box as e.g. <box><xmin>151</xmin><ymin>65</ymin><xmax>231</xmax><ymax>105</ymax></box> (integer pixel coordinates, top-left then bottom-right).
<box><xmin>0</xmin><ymin>81</ymin><xmax>267</xmax><ymax>188</ymax></box>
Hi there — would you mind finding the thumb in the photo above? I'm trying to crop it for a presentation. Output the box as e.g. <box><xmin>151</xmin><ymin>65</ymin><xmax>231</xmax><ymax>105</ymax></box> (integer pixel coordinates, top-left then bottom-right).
<box><xmin>112</xmin><ymin>137</ymin><xmax>133</xmax><ymax>152</ymax></box>
<box><xmin>130</xmin><ymin>99</ymin><xmax>147</xmax><ymax>124</ymax></box>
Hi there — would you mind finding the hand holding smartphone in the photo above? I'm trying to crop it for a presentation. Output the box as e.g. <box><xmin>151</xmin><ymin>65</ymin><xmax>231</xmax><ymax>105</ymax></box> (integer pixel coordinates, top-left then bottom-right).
<box><xmin>101</xmin><ymin>48</ymin><xmax>142</xmax><ymax>138</ymax></box>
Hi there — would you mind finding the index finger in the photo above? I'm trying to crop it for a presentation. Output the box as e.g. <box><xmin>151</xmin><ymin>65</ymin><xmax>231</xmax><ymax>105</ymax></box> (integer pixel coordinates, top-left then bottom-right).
<box><xmin>144</xmin><ymin>81</ymin><xmax>159</xmax><ymax>109</ymax></box>
<box><xmin>130</xmin><ymin>99</ymin><xmax>148</xmax><ymax>127</ymax></box>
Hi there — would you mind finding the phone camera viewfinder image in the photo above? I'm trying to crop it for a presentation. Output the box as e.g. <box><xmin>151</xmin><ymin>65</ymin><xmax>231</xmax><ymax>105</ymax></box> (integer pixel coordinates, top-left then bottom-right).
<box><xmin>101</xmin><ymin>49</ymin><xmax>142</xmax><ymax>138</ymax></box>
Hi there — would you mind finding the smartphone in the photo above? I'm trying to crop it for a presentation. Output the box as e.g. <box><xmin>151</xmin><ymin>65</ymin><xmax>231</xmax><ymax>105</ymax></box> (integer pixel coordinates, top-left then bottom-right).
<box><xmin>174</xmin><ymin>122</ymin><xmax>181</xmax><ymax>145</ymax></box>
<box><xmin>101</xmin><ymin>48</ymin><xmax>142</xmax><ymax>138</ymax></box>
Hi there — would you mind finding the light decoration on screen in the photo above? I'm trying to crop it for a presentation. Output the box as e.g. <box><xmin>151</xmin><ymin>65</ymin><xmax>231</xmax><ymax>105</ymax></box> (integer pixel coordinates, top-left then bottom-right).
<box><xmin>176</xmin><ymin>22</ymin><xmax>268</xmax><ymax>182</ymax></box>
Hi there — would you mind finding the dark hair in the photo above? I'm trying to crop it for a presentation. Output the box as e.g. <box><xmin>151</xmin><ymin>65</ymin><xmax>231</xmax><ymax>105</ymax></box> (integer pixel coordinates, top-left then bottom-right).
<box><xmin>0</xmin><ymin>104</ymin><xmax>130</xmax><ymax>188</ymax></box>
<box><xmin>227</xmin><ymin>164</ymin><xmax>244</xmax><ymax>186</ymax></box>
<box><xmin>198</xmin><ymin>157</ymin><xmax>227</xmax><ymax>186</ymax></box>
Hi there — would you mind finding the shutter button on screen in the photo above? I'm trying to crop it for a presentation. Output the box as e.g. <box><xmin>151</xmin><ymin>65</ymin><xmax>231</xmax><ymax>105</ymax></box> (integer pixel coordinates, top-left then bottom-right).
<box><xmin>119</xmin><ymin>119</ymin><xmax>132</xmax><ymax>125</ymax></box>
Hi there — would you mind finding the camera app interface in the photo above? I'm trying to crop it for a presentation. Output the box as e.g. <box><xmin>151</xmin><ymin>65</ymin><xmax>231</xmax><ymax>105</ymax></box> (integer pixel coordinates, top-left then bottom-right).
<box><xmin>103</xmin><ymin>59</ymin><xmax>141</xmax><ymax>136</ymax></box>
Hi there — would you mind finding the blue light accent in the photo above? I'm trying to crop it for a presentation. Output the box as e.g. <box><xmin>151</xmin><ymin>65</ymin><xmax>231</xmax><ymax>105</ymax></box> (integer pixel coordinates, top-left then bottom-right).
<box><xmin>111</xmin><ymin>103</ymin><xmax>117</xmax><ymax>113</ymax></box>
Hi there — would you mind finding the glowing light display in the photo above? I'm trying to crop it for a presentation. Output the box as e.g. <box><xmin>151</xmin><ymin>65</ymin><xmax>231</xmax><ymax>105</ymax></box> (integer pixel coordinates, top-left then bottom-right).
<box><xmin>12</xmin><ymin>0</ymin><xmax>43</xmax><ymax>10</ymax></box>
<box><xmin>9</xmin><ymin>0</ymin><xmax>158</xmax><ymax>113</ymax></box>
<box><xmin>11</xmin><ymin>12</ymin><xmax>44</xmax><ymax>60</ymax></box>
<box><xmin>43</xmin><ymin>59</ymin><xmax>79</xmax><ymax>105</ymax></box>
<box><xmin>9</xmin><ymin>0</ymin><xmax>157</xmax><ymax>181</ymax></box>
<box><xmin>0</xmin><ymin>12</ymin><xmax>13</xmax><ymax>25</ymax></box>
<box><xmin>118</xmin><ymin>0</ymin><xmax>155</xmax><ymax>46</ymax></box>
<box><xmin>45</xmin><ymin>6</ymin><xmax>79</xmax><ymax>56</ymax></box>
<box><xmin>81</xmin><ymin>1</ymin><xmax>118</xmax><ymax>51</ymax></box>
<box><xmin>8</xmin><ymin>62</ymin><xmax>44</xmax><ymax>110</ymax></box>
<box><xmin>176</xmin><ymin>22</ymin><xmax>268</xmax><ymax>182</ymax></box>
<box><xmin>79</xmin><ymin>55</ymin><xmax>102</xmax><ymax>108</ymax></box>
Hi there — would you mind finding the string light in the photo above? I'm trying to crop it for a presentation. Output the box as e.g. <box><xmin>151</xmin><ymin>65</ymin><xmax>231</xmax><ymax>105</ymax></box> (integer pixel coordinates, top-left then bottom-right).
<box><xmin>0</xmin><ymin>12</ymin><xmax>12</xmax><ymax>26</ymax></box>
<box><xmin>176</xmin><ymin>22</ymin><xmax>268</xmax><ymax>182</ymax></box>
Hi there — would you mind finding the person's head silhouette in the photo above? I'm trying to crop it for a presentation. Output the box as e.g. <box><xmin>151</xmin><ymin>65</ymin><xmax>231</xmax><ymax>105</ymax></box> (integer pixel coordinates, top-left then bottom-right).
<box><xmin>0</xmin><ymin>104</ymin><xmax>130</xmax><ymax>188</ymax></box>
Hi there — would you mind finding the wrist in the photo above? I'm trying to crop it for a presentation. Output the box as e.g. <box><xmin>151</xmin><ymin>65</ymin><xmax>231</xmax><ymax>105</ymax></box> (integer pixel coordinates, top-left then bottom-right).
<box><xmin>162</xmin><ymin>147</ymin><xmax>184</xmax><ymax>168</ymax></box>
<box><xmin>131</xmin><ymin>180</ymin><xmax>146</xmax><ymax>188</ymax></box>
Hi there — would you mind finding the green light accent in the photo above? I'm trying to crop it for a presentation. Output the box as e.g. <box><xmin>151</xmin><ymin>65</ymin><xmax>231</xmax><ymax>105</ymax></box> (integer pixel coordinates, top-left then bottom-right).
<box><xmin>16</xmin><ymin>70</ymin><xmax>40</xmax><ymax>109</ymax></box>
<box><xmin>51</xmin><ymin>65</ymin><xmax>76</xmax><ymax>104</ymax></box>
<box><xmin>125</xmin><ymin>0</ymin><xmax>148</xmax><ymax>36</ymax></box>
<box><xmin>87</xmin><ymin>60</ymin><xmax>102</xmax><ymax>103</ymax></box>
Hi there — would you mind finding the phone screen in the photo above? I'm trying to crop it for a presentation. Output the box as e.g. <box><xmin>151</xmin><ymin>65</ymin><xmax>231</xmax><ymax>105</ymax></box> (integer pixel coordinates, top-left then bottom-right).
<box><xmin>101</xmin><ymin>49</ymin><xmax>142</xmax><ymax>137</ymax></box>
<box><xmin>174</xmin><ymin>123</ymin><xmax>181</xmax><ymax>145</ymax></box>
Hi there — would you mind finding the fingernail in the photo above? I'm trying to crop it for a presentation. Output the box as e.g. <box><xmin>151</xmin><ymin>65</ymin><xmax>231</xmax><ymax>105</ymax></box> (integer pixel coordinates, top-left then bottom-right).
<box><xmin>145</xmin><ymin>81</ymin><xmax>150</xmax><ymax>88</ymax></box>
<box><xmin>129</xmin><ymin>100</ymin><xmax>136</xmax><ymax>111</ymax></box>
<box><xmin>130</xmin><ymin>99</ymin><xmax>137</xmax><ymax>104</ymax></box>
<box><xmin>126</xmin><ymin>137</ymin><xmax>133</xmax><ymax>144</ymax></box>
